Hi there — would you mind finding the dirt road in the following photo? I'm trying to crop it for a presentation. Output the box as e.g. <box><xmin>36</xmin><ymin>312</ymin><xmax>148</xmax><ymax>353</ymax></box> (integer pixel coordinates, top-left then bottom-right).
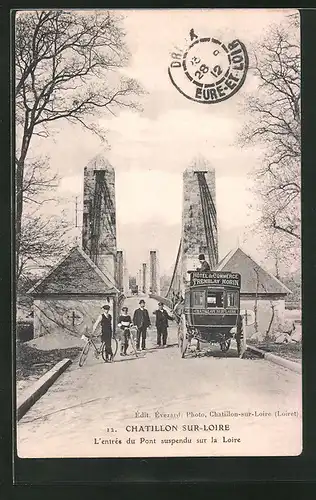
<box><xmin>17</xmin><ymin>297</ymin><xmax>302</xmax><ymax>458</ymax></box>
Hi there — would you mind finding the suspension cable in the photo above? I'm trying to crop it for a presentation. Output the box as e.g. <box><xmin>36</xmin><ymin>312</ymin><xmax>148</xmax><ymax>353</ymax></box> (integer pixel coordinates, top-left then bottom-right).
<box><xmin>166</xmin><ymin>239</ymin><xmax>182</xmax><ymax>298</ymax></box>
<box><xmin>195</xmin><ymin>171</ymin><xmax>218</xmax><ymax>269</ymax></box>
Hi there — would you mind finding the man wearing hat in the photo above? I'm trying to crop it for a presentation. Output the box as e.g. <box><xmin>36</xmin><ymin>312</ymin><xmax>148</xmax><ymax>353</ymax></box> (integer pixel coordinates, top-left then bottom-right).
<box><xmin>153</xmin><ymin>302</ymin><xmax>174</xmax><ymax>348</ymax></box>
<box><xmin>92</xmin><ymin>303</ymin><xmax>113</xmax><ymax>362</ymax></box>
<box><xmin>133</xmin><ymin>300</ymin><xmax>151</xmax><ymax>350</ymax></box>
<box><xmin>197</xmin><ymin>254</ymin><xmax>210</xmax><ymax>271</ymax></box>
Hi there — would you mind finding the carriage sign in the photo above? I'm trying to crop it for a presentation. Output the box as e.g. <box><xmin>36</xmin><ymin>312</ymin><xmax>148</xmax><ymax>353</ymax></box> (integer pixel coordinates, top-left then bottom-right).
<box><xmin>190</xmin><ymin>271</ymin><xmax>241</xmax><ymax>288</ymax></box>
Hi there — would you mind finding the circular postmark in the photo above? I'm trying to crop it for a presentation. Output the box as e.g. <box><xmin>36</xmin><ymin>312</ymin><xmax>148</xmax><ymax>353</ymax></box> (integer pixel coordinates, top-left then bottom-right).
<box><xmin>168</xmin><ymin>33</ymin><xmax>248</xmax><ymax>104</ymax></box>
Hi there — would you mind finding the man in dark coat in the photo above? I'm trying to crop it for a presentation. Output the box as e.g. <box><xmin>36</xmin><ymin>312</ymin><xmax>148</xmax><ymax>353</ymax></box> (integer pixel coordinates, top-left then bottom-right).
<box><xmin>197</xmin><ymin>253</ymin><xmax>210</xmax><ymax>271</ymax></box>
<box><xmin>133</xmin><ymin>300</ymin><xmax>151</xmax><ymax>350</ymax></box>
<box><xmin>153</xmin><ymin>302</ymin><xmax>174</xmax><ymax>348</ymax></box>
<box><xmin>92</xmin><ymin>304</ymin><xmax>113</xmax><ymax>362</ymax></box>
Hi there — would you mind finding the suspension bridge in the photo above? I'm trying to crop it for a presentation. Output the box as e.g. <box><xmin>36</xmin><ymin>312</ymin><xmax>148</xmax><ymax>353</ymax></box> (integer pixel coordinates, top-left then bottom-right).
<box><xmin>79</xmin><ymin>154</ymin><xmax>219</xmax><ymax>321</ymax></box>
<box><xmin>18</xmin><ymin>154</ymin><xmax>301</xmax><ymax>460</ymax></box>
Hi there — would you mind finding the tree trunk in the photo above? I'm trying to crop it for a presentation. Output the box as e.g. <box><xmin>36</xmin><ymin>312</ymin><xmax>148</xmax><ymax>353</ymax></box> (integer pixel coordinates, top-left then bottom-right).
<box><xmin>16</xmin><ymin>127</ymin><xmax>33</xmax><ymax>271</ymax></box>
<box><xmin>265</xmin><ymin>303</ymin><xmax>275</xmax><ymax>340</ymax></box>
<box><xmin>15</xmin><ymin>158</ymin><xmax>25</xmax><ymax>267</ymax></box>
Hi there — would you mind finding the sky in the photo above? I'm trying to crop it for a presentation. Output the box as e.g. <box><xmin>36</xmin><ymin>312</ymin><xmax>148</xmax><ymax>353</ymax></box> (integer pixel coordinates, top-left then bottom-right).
<box><xmin>29</xmin><ymin>8</ymin><xmax>298</xmax><ymax>276</ymax></box>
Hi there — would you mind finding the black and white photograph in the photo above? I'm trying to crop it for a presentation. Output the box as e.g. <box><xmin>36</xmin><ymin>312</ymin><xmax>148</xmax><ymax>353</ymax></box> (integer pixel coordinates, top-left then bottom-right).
<box><xmin>15</xmin><ymin>8</ymin><xmax>301</xmax><ymax>458</ymax></box>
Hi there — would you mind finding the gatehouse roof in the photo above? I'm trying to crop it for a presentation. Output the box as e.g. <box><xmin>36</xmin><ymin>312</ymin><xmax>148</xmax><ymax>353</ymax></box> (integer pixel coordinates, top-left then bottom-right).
<box><xmin>28</xmin><ymin>246</ymin><xmax>119</xmax><ymax>296</ymax></box>
<box><xmin>216</xmin><ymin>247</ymin><xmax>292</xmax><ymax>295</ymax></box>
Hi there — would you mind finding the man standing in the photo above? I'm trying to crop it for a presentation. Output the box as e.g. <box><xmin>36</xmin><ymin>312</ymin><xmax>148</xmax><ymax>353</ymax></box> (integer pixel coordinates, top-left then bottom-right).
<box><xmin>197</xmin><ymin>253</ymin><xmax>211</xmax><ymax>271</ymax></box>
<box><xmin>92</xmin><ymin>304</ymin><xmax>113</xmax><ymax>362</ymax></box>
<box><xmin>153</xmin><ymin>302</ymin><xmax>174</xmax><ymax>348</ymax></box>
<box><xmin>133</xmin><ymin>300</ymin><xmax>151</xmax><ymax>350</ymax></box>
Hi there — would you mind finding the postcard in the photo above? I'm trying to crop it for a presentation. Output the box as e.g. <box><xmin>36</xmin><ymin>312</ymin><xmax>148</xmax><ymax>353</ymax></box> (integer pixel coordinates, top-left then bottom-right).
<box><xmin>15</xmin><ymin>8</ymin><xmax>301</xmax><ymax>458</ymax></box>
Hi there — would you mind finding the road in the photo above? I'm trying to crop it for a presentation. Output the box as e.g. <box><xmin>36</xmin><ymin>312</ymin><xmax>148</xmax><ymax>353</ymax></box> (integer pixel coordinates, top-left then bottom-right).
<box><xmin>17</xmin><ymin>296</ymin><xmax>302</xmax><ymax>458</ymax></box>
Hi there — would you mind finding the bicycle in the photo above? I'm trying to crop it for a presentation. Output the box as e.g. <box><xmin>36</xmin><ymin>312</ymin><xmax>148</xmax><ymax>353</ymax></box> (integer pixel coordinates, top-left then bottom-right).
<box><xmin>117</xmin><ymin>325</ymin><xmax>139</xmax><ymax>357</ymax></box>
<box><xmin>79</xmin><ymin>331</ymin><xmax>118</xmax><ymax>367</ymax></box>
<box><xmin>126</xmin><ymin>326</ymin><xmax>139</xmax><ymax>357</ymax></box>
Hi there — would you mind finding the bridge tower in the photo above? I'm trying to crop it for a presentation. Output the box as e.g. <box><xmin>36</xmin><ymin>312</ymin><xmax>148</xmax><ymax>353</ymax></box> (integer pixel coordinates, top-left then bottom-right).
<box><xmin>142</xmin><ymin>262</ymin><xmax>149</xmax><ymax>294</ymax></box>
<box><xmin>182</xmin><ymin>156</ymin><xmax>218</xmax><ymax>279</ymax></box>
<box><xmin>149</xmin><ymin>250</ymin><xmax>160</xmax><ymax>295</ymax></box>
<box><xmin>116</xmin><ymin>250</ymin><xmax>129</xmax><ymax>294</ymax></box>
<box><xmin>82</xmin><ymin>155</ymin><xmax>117</xmax><ymax>283</ymax></box>
<box><xmin>136</xmin><ymin>269</ymin><xmax>140</xmax><ymax>289</ymax></box>
<box><xmin>166</xmin><ymin>156</ymin><xmax>218</xmax><ymax>304</ymax></box>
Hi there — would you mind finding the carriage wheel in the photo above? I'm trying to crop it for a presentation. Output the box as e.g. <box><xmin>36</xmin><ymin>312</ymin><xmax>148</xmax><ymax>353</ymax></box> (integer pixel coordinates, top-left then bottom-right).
<box><xmin>220</xmin><ymin>339</ymin><xmax>231</xmax><ymax>352</ymax></box>
<box><xmin>177</xmin><ymin>325</ymin><xmax>181</xmax><ymax>348</ymax></box>
<box><xmin>236</xmin><ymin>335</ymin><xmax>241</xmax><ymax>357</ymax></box>
<box><xmin>179</xmin><ymin>314</ymin><xmax>188</xmax><ymax>359</ymax></box>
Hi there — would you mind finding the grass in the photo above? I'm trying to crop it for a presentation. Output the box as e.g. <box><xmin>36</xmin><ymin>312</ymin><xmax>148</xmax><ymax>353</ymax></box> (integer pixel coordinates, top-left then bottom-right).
<box><xmin>16</xmin><ymin>342</ymin><xmax>82</xmax><ymax>381</ymax></box>
<box><xmin>247</xmin><ymin>339</ymin><xmax>302</xmax><ymax>362</ymax></box>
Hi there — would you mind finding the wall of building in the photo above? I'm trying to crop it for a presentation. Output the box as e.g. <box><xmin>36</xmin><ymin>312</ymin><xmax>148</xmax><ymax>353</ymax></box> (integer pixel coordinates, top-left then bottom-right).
<box><xmin>240</xmin><ymin>295</ymin><xmax>285</xmax><ymax>340</ymax></box>
<box><xmin>33</xmin><ymin>296</ymin><xmax>116</xmax><ymax>338</ymax></box>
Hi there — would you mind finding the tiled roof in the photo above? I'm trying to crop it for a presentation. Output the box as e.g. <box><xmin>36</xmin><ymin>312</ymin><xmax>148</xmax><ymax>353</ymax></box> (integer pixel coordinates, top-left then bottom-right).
<box><xmin>216</xmin><ymin>247</ymin><xmax>291</xmax><ymax>295</ymax></box>
<box><xmin>28</xmin><ymin>246</ymin><xmax>119</xmax><ymax>296</ymax></box>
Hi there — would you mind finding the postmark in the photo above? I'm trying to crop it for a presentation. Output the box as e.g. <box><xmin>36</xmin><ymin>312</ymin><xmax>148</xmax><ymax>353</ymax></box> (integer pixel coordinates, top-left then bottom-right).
<box><xmin>168</xmin><ymin>31</ymin><xmax>249</xmax><ymax>103</ymax></box>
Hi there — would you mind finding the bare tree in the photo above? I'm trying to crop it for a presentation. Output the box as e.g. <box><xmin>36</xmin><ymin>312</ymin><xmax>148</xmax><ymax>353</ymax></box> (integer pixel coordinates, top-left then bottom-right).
<box><xmin>15</xmin><ymin>9</ymin><xmax>144</xmax><ymax>259</ymax></box>
<box><xmin>18</xmin><ymin>210</ymin><xmax>73</xmax><ymax>281</ymax></box>
<box><xmin>22</xmin><ymin>156</ymin><xmax>58</xmax><ymax>206</ymax></box>
<box><xmin>257</xmin><ymin>226</ymin><xmax>301</xmax><ymax>279</ymax></box>
<box><xmin>239</xmin><ymin>13</ymin><xmax>300</xmax><ymax>241</ymax></box>
<box><xmin>17</xmin><ymin>153</ymin><xmax>75</xmax><ymax>286</ymax></box>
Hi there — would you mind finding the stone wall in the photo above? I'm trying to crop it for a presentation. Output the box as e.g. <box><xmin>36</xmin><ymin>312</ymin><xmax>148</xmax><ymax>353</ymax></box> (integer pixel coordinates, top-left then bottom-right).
<box><xmin>241</xmin><ymin>296</ymin><xmax>285</xmax><ymax>339</ymax></box>
<box><xmin>33</xmin><ymin>296</ymin><xmax>117</xmax><ymax>338</ymax></box>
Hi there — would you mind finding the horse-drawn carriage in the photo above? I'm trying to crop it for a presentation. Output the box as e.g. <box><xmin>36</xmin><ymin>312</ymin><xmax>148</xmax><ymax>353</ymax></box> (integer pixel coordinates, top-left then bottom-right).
<box><xmin>176</xmin><ymin>270</ymin><xmax>245</xmax><ymax>358</ymax></box>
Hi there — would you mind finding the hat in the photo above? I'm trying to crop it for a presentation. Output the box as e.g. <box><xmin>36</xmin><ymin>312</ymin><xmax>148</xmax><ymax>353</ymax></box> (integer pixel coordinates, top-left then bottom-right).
<box><xmin>198</xmin><ymin>254</ymin><xmax>205</xmax><ymax>260</ymax></box>
<box><xmin>102</xmin><ymin>304</ymin><xmax>110</xmax><ymax>310</ymax></box>
<box><xmin>139</xmin><ymin>300</ymin><xmax>145</xmax><ymax>305</ymax></box>
<box><xmin>122</xmin><ymin>306</ymin><xmax>128</xmax><ymax>311</ymax></box>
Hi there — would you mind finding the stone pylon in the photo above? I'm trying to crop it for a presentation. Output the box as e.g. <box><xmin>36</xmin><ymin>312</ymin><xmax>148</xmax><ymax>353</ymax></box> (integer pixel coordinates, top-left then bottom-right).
<box><xmin>181</xmin><ymin>156</ymin><xmax>218</xmax><ymax>281</ymax></box>
<box><xmin>142</xmin><ymin>262</ymin><xmax>149</xmax><ymax>294</ymax></box>
<box><xmin>82</xmin><ymin>154</ymin><xmax>117</xmax><ymax>283</ymax></box>
<box><xmin>149</xmin><ymin>250</ymin><xmax>160</xmax><ymax>294</ymax></box>
<box><xmin>136</xmin><ymin>268</ymin><xmax>142</xmax><ymax>290</ymax></box>
<box><xmin>116</xmin><ymin>250</ymin><xmax>128</xmax><ymax>294</ymax></box>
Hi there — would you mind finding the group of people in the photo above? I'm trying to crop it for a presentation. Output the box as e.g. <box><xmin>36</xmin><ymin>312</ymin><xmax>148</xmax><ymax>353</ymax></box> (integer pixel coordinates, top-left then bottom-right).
<box><xmin>92</xmin><ymin>299</ymin><xmax>174</xmax><ymax>362</ymax></box>
<box><xmin>92</xmin><ymin>254</ymin><xmax>211</xmax><ymax>362</ymax></box>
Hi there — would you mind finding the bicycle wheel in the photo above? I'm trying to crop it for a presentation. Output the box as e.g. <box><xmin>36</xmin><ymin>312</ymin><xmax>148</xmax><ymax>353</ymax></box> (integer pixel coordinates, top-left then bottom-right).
<box><xmin>79</xmin><ymin>341</ymin><xmax>90</xmax><ymax>367</ymax></box>
<box><xmin>101</xmin><ymin>338</ymin><xmax>118</xmax><ymax>362</ymax></box>
<box><xmin>112</xmin><ymin>337</ymin><xmax>118</xmax><ymax>358</ymax></box>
